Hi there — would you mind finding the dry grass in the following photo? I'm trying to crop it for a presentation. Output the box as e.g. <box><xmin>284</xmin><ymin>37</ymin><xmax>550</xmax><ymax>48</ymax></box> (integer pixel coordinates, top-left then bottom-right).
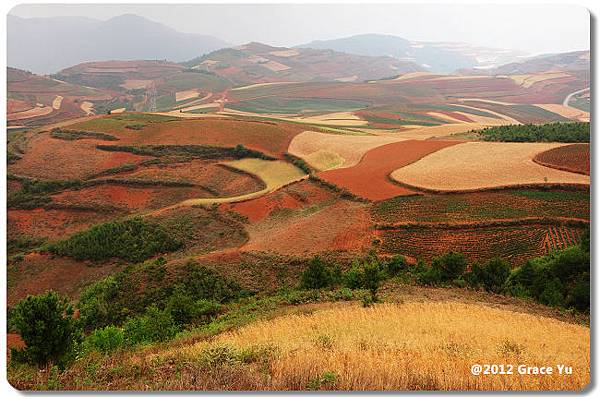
<box><xmin>166</xmin><ymin>302</ymin><xmax>589</xmax><ymax>391</ymax></box>
<box><xmin>391</xmin><ymin>142</ymin><xmax>590</xmax><ymax>191</ymax></box>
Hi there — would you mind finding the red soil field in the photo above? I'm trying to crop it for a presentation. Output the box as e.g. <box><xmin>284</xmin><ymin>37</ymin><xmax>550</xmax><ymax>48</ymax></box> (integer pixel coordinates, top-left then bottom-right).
<box><xmin>8</xmin><ymin>208</ymin><xmax>114</xmax><ymax>241</ymax></box>
<box><xmin>318</xmin><ymin>140</ymin><xmax>461</xmax><ymax>201</ymax></box>
<box><xmin>51</xmin><ymin>183</ymin><xmax>215</xmax><ymax>212</ymax></box>
<box><xmin>542</xmin><ymin>226</ymin><xmax>583</xmax><ymax>252</ymax></box>
<box><xmin>7</xmin><ymin>252</ymin><xmax>121</xmax><ymax>305</ymax></box>
<box><xmin>371</xmin><ymin>190</ymin><xmax>590</xmax><ymax>224</ymax></box>
<box><xmin>105</xmin><ymin>160</ymin><xmax>264</xmax><ymax>197</ymax></box>
<box><xmin>76</xmin><ymin>118</ymin><xmax>306</xmax><ymax>158</ymax></box>
<box><xmin>7</xmin><ymin>98</ymin><xmax>32</xmax><ymax>113</ymax></box>
<box><xmin>220</xmin><ymin>179</ymin><xmax>334</xmax><ymax>222</ymax></box>
<box><xmin>534</xmin><ymin>144</ymin><xmax>590</xmax><ymax>175</ymax></box>
<box><xmin>9</xmin><ymin>132</ymin><xmax>150</xmax><ymax>180</ymax></box>
<box><xmin>242</xmin><ymin>200</ymin><xmax>373</xmax><ymax>255</ymax></box>
<box><xmin>376</xmin><ymin>223</ymin><xmax>583</xmax><ymax>266</ymax></box>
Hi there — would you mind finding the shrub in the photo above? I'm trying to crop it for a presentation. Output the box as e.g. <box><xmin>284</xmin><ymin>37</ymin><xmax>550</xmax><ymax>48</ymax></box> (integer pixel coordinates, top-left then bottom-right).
<box><xmin>47</xmin><ymin>217</ymin><xmax>182</xmax><ymax>262</ymax></box>
<box><xmin>300</xmin><ymin>257</ymin><xmax>334</xmax><ymax>289</ymax></box>
<box><xmin>384</xmin><ymin>255</ymin><xmax>407</xmax><ymax>277</ymax></box>
<box><xmin>10</xmin><ymin>291</ymin><xmax>80</xmax><ymax>367</ymax></box>
<box><xmin>166</xmin><ymin>285</ymin><xmax>222</xmax><ymax>327</ymax></box>
<box><xmin>505</xmin><ymin>245</ymin><xmax>589</xmax><ymax>311</ymax></box>
<box><xmin>342</xmin><ymin>262</ymin><xmax>363</xmax><ymax>289</ymax></box>
<box><xmin>77</xmin><ymin>259</ymin><xmax>244</xmax><ymax>330</ymax></box>
<box><xmin>419</xmin><ymin>252</ymin><xmax>467</xmax><ymax>285</ymax></box>
<box><xmin>478</xmin><ymin>257</ymin><xmax>510</xmax><ymax>293</ymax></box>
<box><xmin>123</xmin><ymin>306</ymin><xmax>178</xmax><ymax>346</ymax></box>
<box><xmin>361</xmin><ymin>261</ymin><xmax>385</xmax><ymax>300</ymax></box>
<box><xmin>125</xmin><ymin>123</ymin><xmax>146</xmax><ymax>130</ymax></box>
<box><xmin>85</xmin><ymin>326</ymin><xmax>124</xmax><ymax>353</ymax></box>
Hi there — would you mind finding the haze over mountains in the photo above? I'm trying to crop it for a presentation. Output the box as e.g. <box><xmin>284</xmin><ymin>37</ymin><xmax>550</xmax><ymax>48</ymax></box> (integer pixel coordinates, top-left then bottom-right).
<box><xmin>297</xmin><ymin>34</ymin><xmax>528</xmax><ymax>73</ymax></box>
<box><xmin>7</xmin><ymin>14</ymin><xmax>229</xmax><ymax>74</ymax></box>
<box><xmin>8</xmin><ymin>13</ymin><xmax>589</xmax><ymax>77</ymax></box>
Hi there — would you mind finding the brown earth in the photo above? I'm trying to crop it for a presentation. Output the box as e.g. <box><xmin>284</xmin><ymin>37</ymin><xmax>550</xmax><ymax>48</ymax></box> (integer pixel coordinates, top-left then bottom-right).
<box><xmin>533</xmin><ymin>144</ymin><xmax>590</xmax><ymax>175</ymax></box>
<box><xmin>318</xmin><ymin>140</ymin><xmax>461</xmax><ymax>201</ymax></box>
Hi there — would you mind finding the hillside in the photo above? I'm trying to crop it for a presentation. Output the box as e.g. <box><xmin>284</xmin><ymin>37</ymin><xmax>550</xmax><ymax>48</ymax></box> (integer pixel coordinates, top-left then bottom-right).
<box><xmin>185</xmin><ymin>42</ymin><xmax>423</xmax><ymax>84</ymax></box>
<box><xmin>7</xmin><ymin>14</ymin><xmax>229</xmax><ymax>74</ymax></box>
<box><xmin>297</xmin><ymin>34</ymin><xmax>527</xmax><ymax>73</ymax></box>
<box><xmin>7</xmin><ymin>67</ymin><xmax>115</xmax><ymax>127</ymax></box>
<box><xmin>481</xmin><ymin>50</ymin><xmax>590</xmax><ymax>75</ymax></box>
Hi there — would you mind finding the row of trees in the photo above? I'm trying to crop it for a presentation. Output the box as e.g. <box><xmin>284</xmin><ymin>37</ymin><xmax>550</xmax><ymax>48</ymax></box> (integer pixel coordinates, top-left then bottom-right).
<box><xmin>478</xmin><ymin>122</ymin><xmax>590</xmax><ymax>142</ymax></box>
<box><xmin>299</xmin><ymin>228</ymin><xmax>589</xmax><ymax>312</ymax></box>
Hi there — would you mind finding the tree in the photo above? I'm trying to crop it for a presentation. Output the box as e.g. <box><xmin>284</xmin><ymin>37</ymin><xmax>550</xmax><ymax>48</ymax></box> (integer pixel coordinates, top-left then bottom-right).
<box><xmin>10</xmin><ymin>291</ymin><xmax>80</xmax><ymax>367</ymax></box>
<box><xmin>361</xmin><ymin>261</ymin><xmax>385</xmax><ymax>301</ymax></box>
<box><xmin>300</xmin><ymin>257</ymin><xmax>333</xmax><ymax>289</ymax></box>
<box><xmin>480</xmin><ymin>257</ymin><xmax>510</xmax><ymax>293</ymax></box>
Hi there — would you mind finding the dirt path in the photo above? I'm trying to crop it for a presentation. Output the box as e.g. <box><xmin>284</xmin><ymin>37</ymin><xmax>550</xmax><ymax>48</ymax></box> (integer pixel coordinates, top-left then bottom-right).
<box><xmin>562</xmin><ymin>87</ymin><xmax>590</xmax><ymax>107</ymax></box>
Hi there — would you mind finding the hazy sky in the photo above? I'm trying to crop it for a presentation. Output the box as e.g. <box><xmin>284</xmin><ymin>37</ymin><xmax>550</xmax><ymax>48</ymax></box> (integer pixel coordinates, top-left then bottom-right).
<box><xmin>10</xmin><ymin>4</ymin><xmax>590</xmax><ymax>54</ymax></box>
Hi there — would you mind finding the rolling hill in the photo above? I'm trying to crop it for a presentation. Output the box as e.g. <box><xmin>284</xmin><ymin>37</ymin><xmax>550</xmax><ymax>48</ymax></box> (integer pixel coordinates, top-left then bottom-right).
<box><xmin>488</xmin><ymin>50</ymin><xmax>590</xmax><ymax>75</ymax></box>
<box><xmin>185</xmin><ymin>42</ymin><xmax>423</xmax><ymax>84</ymax></box>
<box><xmin>7</xmin><ymin>13</ymin><xmax>229</xmax><ymax>74</ymax></box>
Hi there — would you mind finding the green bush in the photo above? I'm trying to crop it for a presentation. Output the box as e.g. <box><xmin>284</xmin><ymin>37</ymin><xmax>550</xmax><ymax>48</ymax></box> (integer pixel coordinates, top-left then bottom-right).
<box><xmin>384</xmin><ymin>255</ymin><xmax>407</xmax><ymax>277</ymax></box>
<box><xmin>166</xmin><ymin>285</ymin><xmax>222</xmax><ymax>327</ymax></box>
<box><xmin>505</xmin><ymin>244</ymin><xmax>589</xmax><ymax>311</ymax></box>
<box><xmin>474</xmin><ymin>257</ymin><xmax>511</xmax><ymax>293</ymax></box>
<box><xmin>361</xmin><ymin>261</ymin><xmax>385</xmax><ymax>300</ymax></box>
<box><xmin>10</xmin><ymin>291</ymin><xmax>80</xmax><ymax>367</ymax></box>
<box><xmin>420</xmin><ymin>252</ymin><xmax>467</xmax><ymax>285</ymax></box>
<box><xmin>123</xmin><ymin>306</ymin><xmax>179</xmax><ymax>346</ymax></box>
<box><xmin>85</xmin><ymin>326</ymin><xmax>124</xmax><ymax>353</ymax></box>
<box><xmin>78</xmin><ymin>259</ymin><xmax>242</xmax><ymax>330</ymax></box>
<box><xmin>300</xmin><ymin>257</ymin><xmax>334</xmax><ymax>290</ymax></box>
<box><xmin>47</xmin><ymin>217</ymin><xmax>182</xmax><ymax>262</ymax></box>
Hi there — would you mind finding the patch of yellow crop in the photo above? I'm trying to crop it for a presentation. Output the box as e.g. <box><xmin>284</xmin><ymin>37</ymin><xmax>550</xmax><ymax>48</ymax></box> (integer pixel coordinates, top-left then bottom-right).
<box><xmin>391</xmin><ymin>142</ymin><xmax>590</xmax><ymax>191</ymax></box>
<box><xmin>170</xmin><ymin>302</ymin><xmax>589</xmax><ymax>391</ymax></box>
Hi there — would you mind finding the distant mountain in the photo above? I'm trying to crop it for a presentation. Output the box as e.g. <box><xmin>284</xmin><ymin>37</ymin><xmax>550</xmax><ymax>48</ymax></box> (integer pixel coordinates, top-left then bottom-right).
<box><xmin>7</xmin><ymin>14</ymin><xmax>229</xmax><ymax>74</ymax></box>
<box><xmin>487</xmin><ymin>50</ymin><xmax>590</xmax><ymax>75</ymax></box>
<box><xmin>185</xmin><ymin>41</ymin><xmax>423</xmax><ymax>84</ymax></box>
<box><xmin>297</xmin><ymin>34</ymin><xmax>527</xmax><ymax>74</ymax></box>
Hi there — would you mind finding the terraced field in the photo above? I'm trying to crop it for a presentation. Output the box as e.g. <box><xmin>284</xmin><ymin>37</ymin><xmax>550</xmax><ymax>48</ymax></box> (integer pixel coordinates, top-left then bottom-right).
<box><xmin>376</xmin><ymin>223</ymin><xmax>583</xmax><ymax>265</ymax></box>
<box><xmin>372</xmin><ymin>190</ymin><xmax>590</xmax><ymax>224</ymax></box>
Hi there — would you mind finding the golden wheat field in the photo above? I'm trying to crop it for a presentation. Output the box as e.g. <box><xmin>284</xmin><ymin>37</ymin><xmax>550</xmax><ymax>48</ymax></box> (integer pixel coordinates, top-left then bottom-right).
<box><xmin>391</xmin><ymin>141</ymin><xmax>590</xmax><ymax>191</ymax></box>
<box><xmin>163</xmin><ymin>302</ymin><xmax>589</xmax><ymax>391</ymax></box>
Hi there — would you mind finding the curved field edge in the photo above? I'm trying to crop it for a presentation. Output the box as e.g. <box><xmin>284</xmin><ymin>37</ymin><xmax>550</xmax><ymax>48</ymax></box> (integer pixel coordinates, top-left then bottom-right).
<box><xmin>170</xmin><ymin>159</ymin><xmax>308</xmax><ymax>207</ymax></box>
<box><xmin>390</xmin><ymin>142</ymin><xmax>590</xmax><ymax>192</ymax></box>
<box><xmin>532</xmin><ymin>144</ymin><xmax>590</xmax><ymax>176</ymax></box>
